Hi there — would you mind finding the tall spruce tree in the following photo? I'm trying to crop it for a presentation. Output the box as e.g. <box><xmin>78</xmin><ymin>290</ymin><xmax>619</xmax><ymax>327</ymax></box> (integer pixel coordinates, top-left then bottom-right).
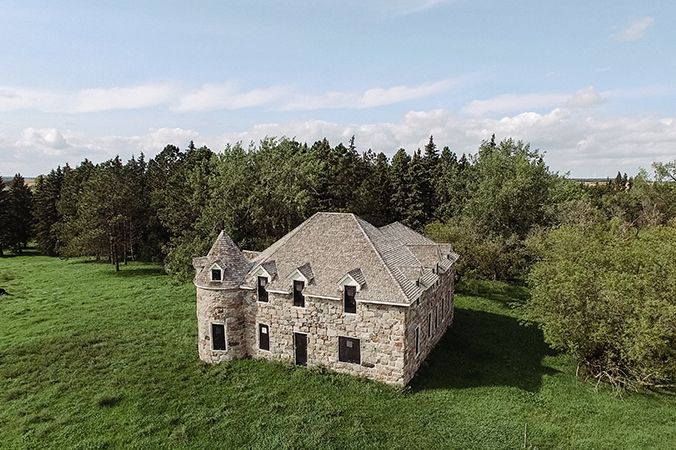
<box><xmin>420</xmin><ymin>135</ymin><xmax>439</xmax><ymax>223</ymax></box>
<box><xmin>6</xmin><ymin>174</ymin><xmax>33</xmax><ymax>253</ymax></box>
<box><xmin>390</xmin><ymin>149</ymin><xmax>411</xmax><ymax>223</ymax></box>
<box><xmin>33</xmin><ymin>167</ymin><xmax>66</xmax><ymax>255</ymax></box>
<box><xmin>0</xmin><ymin>174</ymin><xmax>8</xmax><ymax>256</ymax></box>
<box><xmin>405</xmin><ymin>149</ymin><xmax>427</xmax><ymax>230</ymax></box>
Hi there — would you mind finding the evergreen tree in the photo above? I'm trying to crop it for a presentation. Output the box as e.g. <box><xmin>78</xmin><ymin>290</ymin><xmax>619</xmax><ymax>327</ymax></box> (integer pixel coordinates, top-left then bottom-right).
<box><xmin>32</xmin><ymin>166</ymin><xmax>66</xmax><ymax>255</ymax></box>
<box><xmin>6</xmin><ymin>174</ymin><xmax>33</xmax><ymax>253</ymax></box>
<box><xmin>405</xmin><ymin>149</ymin><xmax>426</xmax><ymax>230</ymax></box>
<box><xmin>54</xmin><ymin>161</ymin><xmax>95</xmax><ymax>258</ymax></box>
<box><xmin>435</xmin><ymin>146</ymin><xmax>465</xmax><ymax>221</ymax></box>
<box><xmin>420</xmin><ymin>135</ymin><xmax>439</xmax><ymax>223</ymax></box>
<box><xmin>389</xmin><ymin>149</ymin><xmax>411</xmax><ymax>223</ymax></box>
<box><xmin>0</xmin><ymin>174</ymin><xmax>8</xmax><ymax>256</ymax></box>
<box><xmin>354</xmin><ymin>151</ymin><xmax>392</xmax><ymax>226</ymax></box>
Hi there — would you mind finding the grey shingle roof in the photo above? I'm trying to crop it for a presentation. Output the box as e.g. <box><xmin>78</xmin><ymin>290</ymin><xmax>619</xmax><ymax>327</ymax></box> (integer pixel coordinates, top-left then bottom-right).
<box><xmin>237</xmin><ymin>212</ymin><xmax>457</xmax><ymax>305</ymax></box>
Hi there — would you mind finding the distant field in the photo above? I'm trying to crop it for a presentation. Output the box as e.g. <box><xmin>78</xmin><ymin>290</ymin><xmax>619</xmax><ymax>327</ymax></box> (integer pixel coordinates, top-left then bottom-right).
<box><xmin>1</xmin><ymin>253</ymin><xmax>675</xmax><ymax>449</ymax></box>
<box><xmin>1</xmin><ymin>177</ymin><xmax>35</xmax><ymax>188</ymax></box>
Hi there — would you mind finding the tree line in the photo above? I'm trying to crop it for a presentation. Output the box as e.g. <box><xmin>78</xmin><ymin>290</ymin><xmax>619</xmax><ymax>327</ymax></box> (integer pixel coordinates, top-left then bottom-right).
<box><xmin>5</xmin><ymin>134</ymin><xmax>676</xmax><ymax>389</ymax></box>
<box><xmin>8</xmin><ymin>135</ymin><xmax>568</xmax><ymax>279</ymax></box>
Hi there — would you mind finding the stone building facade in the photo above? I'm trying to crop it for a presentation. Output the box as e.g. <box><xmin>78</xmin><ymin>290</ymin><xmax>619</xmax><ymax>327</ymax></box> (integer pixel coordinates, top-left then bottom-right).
<box><xmin>193</xmin><ymin>212</ymin><xmax>458</xmax><ymax>386</ymax></box>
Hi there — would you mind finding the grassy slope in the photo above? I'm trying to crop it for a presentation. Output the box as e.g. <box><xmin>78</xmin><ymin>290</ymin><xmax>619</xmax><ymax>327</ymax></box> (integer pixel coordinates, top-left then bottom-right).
<box><xmin>1</xmin><ymin>254</ymin><xmax>675</xmax><ymax>449</ymax></box>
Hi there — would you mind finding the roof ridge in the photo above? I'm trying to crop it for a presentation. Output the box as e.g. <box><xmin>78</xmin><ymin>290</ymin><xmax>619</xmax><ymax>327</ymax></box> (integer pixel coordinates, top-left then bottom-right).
<box><xmin>352</xmin><ymin>215</ymin><xmax>412</xmax><ymax>303</ymax></box>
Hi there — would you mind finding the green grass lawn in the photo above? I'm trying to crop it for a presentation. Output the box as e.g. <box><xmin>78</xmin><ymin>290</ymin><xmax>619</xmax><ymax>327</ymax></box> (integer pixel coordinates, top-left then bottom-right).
<box><xmin>1</xmin><ymin>253</ymin><xmax>676</xmax><ymax>449</ymax></box>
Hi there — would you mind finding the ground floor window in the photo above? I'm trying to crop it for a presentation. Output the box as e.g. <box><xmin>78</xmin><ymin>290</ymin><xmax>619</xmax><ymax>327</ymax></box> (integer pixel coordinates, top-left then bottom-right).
<box><xmin>211</xmin><ymin>323</ymin><xmax>226</xmax><ymax>351</ymax></box>
<box><xmin>259</xmin><ymin>323</ymin><xmax>270</xmax><ymax>351</ymax></box>
<box><xmin>338</xmin><ymin>336</ymin><xmax>360</xmax><ymax>364</ymax></box>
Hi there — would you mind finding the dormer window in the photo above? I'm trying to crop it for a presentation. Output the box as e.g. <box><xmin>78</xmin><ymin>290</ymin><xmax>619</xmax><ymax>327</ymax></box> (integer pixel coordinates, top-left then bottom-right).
<box><xmin>293</xmin><ymin>280</ymin><xmax>305</xmax><ymax>307</ymax></box>
<box><xmin>211</xmin><ymin>268</ymin><xmax>222</xmax><ymax>281</ymax></box>
<box><xmin>258</xmin><ymin>276</ymin><xmax>268</xmax><ymax>302</ymax></box>
<box><xmin>344</xmin><ymin>286</ymin><xmax>356</xmax><ymax>314</ymax></box>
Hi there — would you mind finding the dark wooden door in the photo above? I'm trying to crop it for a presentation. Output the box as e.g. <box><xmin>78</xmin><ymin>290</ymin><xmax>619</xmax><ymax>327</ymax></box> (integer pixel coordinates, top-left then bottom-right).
<box><xmin>294</xmin><ymin>333</ymin><xmax>307</xmax><ymax>366</ymax></box>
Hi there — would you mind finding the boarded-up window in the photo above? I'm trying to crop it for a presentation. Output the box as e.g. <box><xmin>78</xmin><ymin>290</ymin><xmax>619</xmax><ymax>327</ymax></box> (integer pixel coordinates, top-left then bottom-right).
<box><xmin>259</xmin><ymin>324</ymin><xmax>270</xmax><ymax>351</ymax></box>
<box><xmin>212</xmin><ymin>323</ymin><xmax>226</xmax><ymax>351</ymax></box>
<box><xmin>293</xmin><ymin>280</ymin><xmax>305</xmax><ymax>307</ymax></box>
<box><xmin>258</xmin><ymin>276</ymin><xmax>268</xmax><ymax>302</ymax></box>
<box><xmin>338</xmin><ymin>336</ymin><xmax>360</xmax><ymax>364</ymax></box>
<box><xmin>211</xmin><ymin>268</ymin><xmax>222</xmax><ymax>281</ymax></box>
<box><xmin>344</xmin><ymin>286</ymin><xmax>357</xmax><ymax>314</ymax></box>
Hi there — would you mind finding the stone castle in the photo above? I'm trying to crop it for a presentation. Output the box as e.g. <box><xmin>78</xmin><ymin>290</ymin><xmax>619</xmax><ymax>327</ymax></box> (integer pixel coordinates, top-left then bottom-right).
<box><xmin>193</xmin><ymin>212</ymin><xmax>458</xmax><ymax>386</ymax></box>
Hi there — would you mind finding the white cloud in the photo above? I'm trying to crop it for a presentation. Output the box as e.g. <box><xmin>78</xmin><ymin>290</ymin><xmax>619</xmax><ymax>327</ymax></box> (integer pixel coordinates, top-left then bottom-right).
<box><xmin>75</xmin><ymin>83</ymin><xmax>177</xmax><ymax>113</ymax></box>
<box><xmin>5</xmin><ymin>104</ymin><xmax>676</xmax><ymax>179</ymax></box>
<box><xmin>0</xmin><ymin>79</ymin><xmax>459</xmax><ymax>114</ymax></box>
<box><xmin>175</xmin><ymin>83</ymin><xmax>290</xmax><ymax>112</ymax></box>
<box><xmin>464</xmin><ymin>86</ymin><xmax>605</xmax><ymax>116</ymax></box>
<box><xmin>282</xmin><ymin>78</ymin><xmax>459</xmax><ymax>110</ymax></box>
<box><xmin>15</xmin><ymin>128</ymin><xmax>71</xmax><ymax>155</ymax></box>
<box><xmin>612</xmin><ymin>17</ymin><xmax>654</xmax><ymax>42</ymax></box>
<box><xmin>565</xmin><ymin>86</ymin><xmax>604</xmax><ymax>108</ymax></box>
<box><xmin>463</xmin><ymin>93</ymin><xmax>568</xmax><ymax>116</ymax></box>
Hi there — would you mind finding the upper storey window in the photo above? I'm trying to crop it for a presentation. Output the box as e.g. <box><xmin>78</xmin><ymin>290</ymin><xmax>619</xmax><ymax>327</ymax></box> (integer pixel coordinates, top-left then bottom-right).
<box><xmin>344</xmin><ymin>286</ymin><xmax>357</xmax><ymax>314</ymax></box>
<box><xmin>293</xmin><ymin>280</ymin><xmax>305</xmax><ymax>307</ymax></box>
<box><xmin>258</xmin><ymin>276</ymin><xmax>268</xmax><ymax>302</ymax></box>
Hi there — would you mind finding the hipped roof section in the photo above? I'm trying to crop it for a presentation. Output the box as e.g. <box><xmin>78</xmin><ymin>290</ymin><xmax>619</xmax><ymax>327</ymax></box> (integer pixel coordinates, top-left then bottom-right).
<box><xmin>238</xmin><ymin>212</ymin><xmax>457</xmax><ymax>305</ymax></box>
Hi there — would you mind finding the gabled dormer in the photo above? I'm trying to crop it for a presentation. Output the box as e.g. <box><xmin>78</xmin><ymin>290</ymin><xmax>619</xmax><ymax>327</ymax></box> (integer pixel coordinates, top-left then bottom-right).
<box><xmin>252</xmin><ymin>261</ymin><xmax>277</xmax><ymax>302</ymax></box>
<box><xmin>337</xmin><ymin>268</ymin><xmax>366</xmax><ymax>293</ymax></box>
<box><xmin>287</xmin><ymin>263</ymin><xmax>313</xmax><ymax>307</ymax></box>
<box><xmin>210</xmin><ymin>262</ymin><xmax>225</xmax><ymax>282</ymax></box>
<box><xmin>338</xmin><ymin>268</ymin><xmax>366</xmax><ymax>314</ymax></box>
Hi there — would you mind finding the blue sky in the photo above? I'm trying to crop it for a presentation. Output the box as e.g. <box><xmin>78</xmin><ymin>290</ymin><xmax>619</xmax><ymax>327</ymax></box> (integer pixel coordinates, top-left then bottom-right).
<box><xmin>1</xmin><ymin>0</ymin><xmax>675</xmax><ymax>177</ymax></box>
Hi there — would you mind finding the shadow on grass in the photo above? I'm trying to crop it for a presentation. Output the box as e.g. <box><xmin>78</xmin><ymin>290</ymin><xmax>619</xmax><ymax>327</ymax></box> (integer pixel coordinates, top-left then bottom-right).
<box><xmin>410</xmin><ymin>306</ymin><xmax>558</xmax><ymax>392</ymax></box>
<box><xmin>0</xmin><ymin>248</ymin><xmax>44</xmax><ymax>258</ymax></box>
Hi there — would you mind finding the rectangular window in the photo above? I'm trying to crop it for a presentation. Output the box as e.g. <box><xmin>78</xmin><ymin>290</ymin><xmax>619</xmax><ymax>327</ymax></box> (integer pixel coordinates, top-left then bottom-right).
<box><xmin>211</xmin><ymin>323</ymin><xmax>226</xmax><ymax>351</ymax></box>
<box><xmin>338</xmin><ymin>336</ymin><xmax>360</xmax><ymax>364</ymax></box>
<box><xmin>257</xmin><ymin>276</ymin><xmax>268</xmax><ymax>302</ymax></box>
<box><xmin>435</xmin><ymin>305</ymin><xmax>438</xmax><ymax>329</ymax></box>
<box><xmin>441</xmin><ymin>297</ymin><xmax>445</xmax><ymax>320</ymax></box>
<box><xmin>415</xmin><ymin>327</ymin><xmax>419</xmax><ymax>355</ymax></box>
<box><xmin>293</xmin><ymin>280</ymin><xmax>305</xmax><ymax>307</ymax></box>
<box><xmin>344</xmin><ymin>286</ymin><xmax>357</xmax><ymax>314</ymax></box>
<box><xmin>211</xmin><ymin>268</ymin><xmax>222</xmax><ymax>281</ymax></box>
<box><xmin>259</xmin><ymin>323</ymin><xmax>270</xmax><ymax>351</ymax></box>
<box><xmin>427</xmin><ymin>313</ymin><xmax>431</xmax><ymax>338</ymax></box>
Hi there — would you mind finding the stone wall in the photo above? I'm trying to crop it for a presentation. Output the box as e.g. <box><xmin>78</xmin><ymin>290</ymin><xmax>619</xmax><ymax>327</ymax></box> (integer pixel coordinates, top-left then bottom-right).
<box><xmin>402</xmin><ymin>266</ymin><xmax>455</xmax><ymax>384</ymax></box>
<box><xmin>243</xmin><ymin>290</ymin><xmax>408</xmax><ymax>385</ymax></box>
<box><xmin>196</xmin><ymin>267</ymin><xmax>455</xmax><ymax>386</ymax></box>
<box><xmin>196</xmin><ymin>287</ymin><xmax>247</xmax><ymax>363</ymax></box>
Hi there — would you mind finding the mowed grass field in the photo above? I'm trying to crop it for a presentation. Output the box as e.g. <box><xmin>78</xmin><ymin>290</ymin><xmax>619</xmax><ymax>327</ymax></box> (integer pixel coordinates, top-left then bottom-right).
<box><xmin>1</xmin><ymin>253</ymin><xmax>676</xmax><ymax>449</ymax></box>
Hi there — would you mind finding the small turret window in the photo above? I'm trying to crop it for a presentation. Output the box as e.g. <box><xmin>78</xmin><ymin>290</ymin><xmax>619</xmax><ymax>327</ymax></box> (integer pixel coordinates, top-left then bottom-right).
<box><xmin>211</xmin><ymin>268</ymin><xmax>222</xmax><ymax>281</ymax></box>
